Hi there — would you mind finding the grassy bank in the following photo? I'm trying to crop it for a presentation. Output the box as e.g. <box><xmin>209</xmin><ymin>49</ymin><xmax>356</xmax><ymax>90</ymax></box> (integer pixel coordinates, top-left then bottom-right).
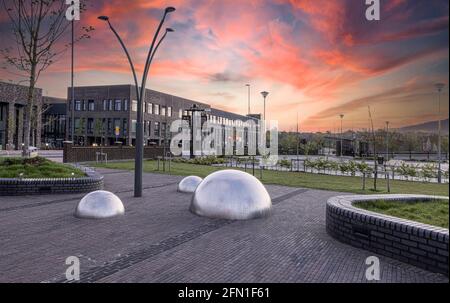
<box><xmin>92</xmin><ymin>160</ymin><xmax>449</xmax><ymax>196</ymax></box>
<box><xmin>355</xmin><ymin>199</ymin><xmax>449</xmax><ymax>228</ymax></box>
<box><xmin>0</xmin><ymin>157</ymin><xmax>86</xmax><ymax>178</ymax></box>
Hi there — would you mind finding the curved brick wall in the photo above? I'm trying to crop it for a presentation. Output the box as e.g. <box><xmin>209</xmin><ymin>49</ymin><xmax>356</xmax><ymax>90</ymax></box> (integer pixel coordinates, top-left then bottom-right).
<box><xmin>326</xmin><ymin>194</ymin><xmax>449</xmax><ymax>276</ymax></box>
<box><xmin>0</xmin><ymin>166</ymin><xmax>103</xmax><ymax>196</ymax></box>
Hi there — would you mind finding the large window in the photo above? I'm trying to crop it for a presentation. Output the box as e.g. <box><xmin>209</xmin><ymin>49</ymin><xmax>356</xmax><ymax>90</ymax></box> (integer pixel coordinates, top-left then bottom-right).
<box><xmin>88</xmin><ymin>100</ymin><xmax>95</xmax><ymax>111</ymax></box>
<box><xmin>87</xmin><ymin>118</ymin><xmax>94</xmax><ymax>133</ymax></box>
<box><xmin>103</xmin><ymin>100</ymin><xmax>108</xmax><ymax>111</ymax></box>
<box><xmin>167</xmin><ymin>106</ymin><xmax>172</xmax><ymax>117</ymax></box>
<box><xmin>131</xmin><ymin>120</ymin><xmax>137</xmax><ymax>133</ymax></box>
<box><xmin>161</xmin><ymin>122</ymin><xmax>167</xmax><ymax>138</ymax></box>
<box><xmin>124</xmin><ymin>99</ymin><xmax>129</xmax><ymax>111</ymax></box>
<box><xmin>179</xmin><ymin>109</ymin><xmax>183</xmax><ymax>118</ymax></box>
<box><xmin>123</xmin><ymin>118</ymin><xmax>128</xmax><ymax>135</ymax></box>
<box><xmin>154</xmin><ymin>104</ymin><xmax>159</xmax><ymax>115</ymax></box>
<box><xmin>147</xmin><ymin>103</ymin><xmax>153</xmax><ymax>114</ymax></box>
<box><xmin>75</xmin><ymin>100</ymin><xmax>82</xmax><ymax>111</ymax></box>
<box><xmin>107</xmin><ymin>118</ymin><xmax>112</xmax><ymax>133</ymax></box>
<box><xmin>132</xmin><ymin>100</ymin><xmax>138</xmax><ymax>112</ymax></box>
<box><xmin>154</xmin><ymin>121</ymin><xmax>160</xmax><ymax>136</ymax></box>
<box><xmin>74</xmin><ymin>118</ymin><xmax>80</xmax><ymax>131</ymax></box>
<box><xmin>114</xmin><ymin>99</ymin><xmax>122</xmax><ymax>111</ymax></box>
<box><xmin>108</xmin><ymin>100</ymin><xmax>113</xmax><ymax>111</ymax></box>
<box><xmin>114</xmin><ymin>118</ymin><xmax>121</xmax><ymax>135</ymax></box>
<box><xmin>161</xmin><ymin>106</ymin><xmax>166</xmax><ymax>116</ymax></box>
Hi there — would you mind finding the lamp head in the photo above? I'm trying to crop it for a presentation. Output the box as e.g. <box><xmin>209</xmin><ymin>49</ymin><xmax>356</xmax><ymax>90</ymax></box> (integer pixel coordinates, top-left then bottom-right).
<box><xmin>165</xmin><ymin>7</ymin><xmax>176</xmax><ymax>14</ymax></box>
<box><xmin>97</xmin><ymin>16</ymin><xmax>109</xmax><ymax>21</ymax></box>
<box><xmin>340</xmin><ymin>114</ymin><xmax>344</xmax><ymax>119</ymax></box>
<box><xmin>261</xmin><ymin>91</ymin><xmax>269</xmax><ymax>98</ymax></box>
<box><xmin>166</xmin><ymin>28</ymin><xmax>175</xmax><ymax>33</ymax></box>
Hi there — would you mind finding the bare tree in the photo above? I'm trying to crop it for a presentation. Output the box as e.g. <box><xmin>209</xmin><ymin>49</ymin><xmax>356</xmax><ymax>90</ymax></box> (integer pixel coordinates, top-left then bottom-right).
<box><xmin>1</xmin><ymin>0</ymin><xmax>93</xmax><ymax>155</ymax></box>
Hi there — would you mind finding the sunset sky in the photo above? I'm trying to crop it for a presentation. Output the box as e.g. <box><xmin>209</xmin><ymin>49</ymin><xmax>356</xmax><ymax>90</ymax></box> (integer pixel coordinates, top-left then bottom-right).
<box><xmin>0</xmin><ymin>0</ymin><xmax>449</xmax><ymax>132</ymax></box>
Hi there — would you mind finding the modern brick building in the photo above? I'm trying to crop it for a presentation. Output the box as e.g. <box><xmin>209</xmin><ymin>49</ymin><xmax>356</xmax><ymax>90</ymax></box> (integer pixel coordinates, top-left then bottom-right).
<box><xmin>1</xmin><ymin>81</ymin><xmax>261</xmax><ymax>153</ymax></box>
<box><xmin>0</xmin><ymin>81</ymin><xmax>68</xmax><ymax>151</ymax></box>
<box><xmin>67</xmin><ymin>84</ymin><xmax>260</xmax><ymax>150</ymax></box>
<box><xmin>0</xmin><ymin>81</ymin><xmax>43</xmax><ymax>150</ymax></box>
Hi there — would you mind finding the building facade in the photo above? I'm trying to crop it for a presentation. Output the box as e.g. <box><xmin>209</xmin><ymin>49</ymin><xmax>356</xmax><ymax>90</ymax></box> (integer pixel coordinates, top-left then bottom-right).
<box><xmin>42</xmin><ymin>96</ymin><xmax>67</xmax><ymax>149</ymax></box>
<box><xmin>67</xmin><ymin>85</ymin><xmax>260</xmax><ymax>154</ymax></box>
<box><xmin>0</xmin><ymin>81</ymin><xmax>43</xmax><ymax>150</ymax></box>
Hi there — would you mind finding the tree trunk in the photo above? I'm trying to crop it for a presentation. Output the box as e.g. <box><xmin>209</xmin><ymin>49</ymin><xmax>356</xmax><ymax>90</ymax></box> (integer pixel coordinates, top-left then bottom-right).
<box><xmin>22</xmin><ymin>73</ymin><xmax>36</xmax><ymax>156</ymax></box>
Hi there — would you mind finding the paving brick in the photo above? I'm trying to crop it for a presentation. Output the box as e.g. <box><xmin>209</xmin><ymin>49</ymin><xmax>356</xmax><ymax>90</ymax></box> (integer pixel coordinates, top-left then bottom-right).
<box><xmin>0</xmin><ymin>169</ymin><xmax>447</xmax><ymax>283</ymax></box>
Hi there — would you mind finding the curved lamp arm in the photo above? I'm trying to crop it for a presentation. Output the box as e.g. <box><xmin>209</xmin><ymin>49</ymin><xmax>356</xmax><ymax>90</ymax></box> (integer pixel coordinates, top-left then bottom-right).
<box><xmin>139</xmin><ymin>7</ymin><xmax>175</xmax><ymax>98</ymax></box>
<box><xmin>148</xmin><ymin>29</ymin><xmax>173</xmax><ymax>70</ymax></box>
<box><xmin>107</xmin><ymin>20</ymin><xmax>140</xmax><ymax>101</ymax></box>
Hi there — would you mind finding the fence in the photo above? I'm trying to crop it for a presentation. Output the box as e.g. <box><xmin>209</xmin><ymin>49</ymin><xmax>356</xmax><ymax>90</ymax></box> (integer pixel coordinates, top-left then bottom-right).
<box><xmin>63</xmin><ymin>142</ymin><xmax>165</xmax><ymax>163</ymax></box>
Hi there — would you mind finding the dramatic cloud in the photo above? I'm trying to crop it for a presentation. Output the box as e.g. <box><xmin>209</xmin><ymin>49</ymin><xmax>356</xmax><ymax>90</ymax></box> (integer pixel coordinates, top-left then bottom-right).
<box><xmin>0</xmin><ymin>0</ymin><xmax>448</xmax><ymax>131</ymax></box>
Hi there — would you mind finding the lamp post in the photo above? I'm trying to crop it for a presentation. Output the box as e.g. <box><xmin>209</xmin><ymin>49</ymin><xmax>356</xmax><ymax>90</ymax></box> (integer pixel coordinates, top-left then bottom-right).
<box><xmin>385</xmin><ymin>121</ymin><xmax>390</xmax><ymax>161</ymax></box>
<box><xmin>435</xmin><ymin>83</ymin><xmax>445</xmax><ymax>183</ymax></box>
<box><xmin>185</xmin><ymin>104</ymin><xmax>210</xmax><ymax>158</ymax></box>
<box><xmin>71</xmin><ymin>18</ymin><xmax>75</xmax><ymax>143</ymax></box>
<box><xmin>261</xmin><ymin>91</ymin><xmax>269</xmax><ymax>121</ymax></box>
<box><xmin>246</xmin><ymin>84</ymin><xmax>251</xmax><ymax>115</ymax></box>
<box><xmin>98</xmin><ymin>7</ymin><xmax>175</xmax><ymax>197</ymax></box>
<box><xmin>339</xmin><ymin>114</ymin><xmax>344</xmax><ymax>157</ymax></box>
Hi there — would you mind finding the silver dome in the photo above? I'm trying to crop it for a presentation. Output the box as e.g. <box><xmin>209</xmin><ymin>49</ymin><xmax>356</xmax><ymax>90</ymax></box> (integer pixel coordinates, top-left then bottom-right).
<box><xmin>178</xmin><ymin>176</ymin><xmax>203</xmax><ymax>193</ymax></box>
<box><xmin>190</xmin><ymin>169</ymin><xmax>272</xmax><ymax>220</ymax></box>
<box><xmin>75</xmin><ymin>190</ymin><xmax>125</xmax><ymax>219</ymax></box>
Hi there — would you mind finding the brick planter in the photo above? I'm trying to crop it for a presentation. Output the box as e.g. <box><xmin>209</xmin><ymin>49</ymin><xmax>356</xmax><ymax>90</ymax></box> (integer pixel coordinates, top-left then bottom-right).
<box><xmin>0</xmin><ymin>166</ymin><xmax>103</xmax><ymax>196</ymax></box>
<box><xmin>326</xmin><ymin>194</ymin><xmax>449</xmax><ymax>276</ymax></box>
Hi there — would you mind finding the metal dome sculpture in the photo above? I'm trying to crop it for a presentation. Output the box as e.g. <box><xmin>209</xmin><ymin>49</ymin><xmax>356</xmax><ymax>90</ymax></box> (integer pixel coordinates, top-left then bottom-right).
<box><xmin>75</xmin><ymin>190</ymin><xmax>125</xmax><ymax>219</ymax></box>
<box><xmin>190</xmin><ymin>170</ymin><xmax>272</xmax><ymax>220</ymax></box>
<box><xmin>178</xmin><ymin>176</ymin><xmax>203</xmax><ymax>193</ymax></box>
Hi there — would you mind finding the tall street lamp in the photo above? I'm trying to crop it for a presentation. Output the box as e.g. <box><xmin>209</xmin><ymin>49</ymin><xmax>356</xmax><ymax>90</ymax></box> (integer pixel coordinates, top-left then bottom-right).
<box><xmin>71</xmin><ymin>18</ymin><xmax>75</xmax><ymax>143</ymax></box>
<box><xmin>261</xmin><ymin>91</ymin><xmax>269</xmax><ymax>121</ymax></box>
<box><xmin>98</xmin><ymin>7</ymin><xmax>175</xmax><ymax>197</ymax></box>
<box><xmin>435</xmin><ymin>83</ymin><xmax>445</xmax><ymax>183</ymax></box>
<box><xmin>246</xmin><ymin>84</ymin><xmax>251</xmax><ymax>115</ymax></box>
<box><xmin>339</xmin><ymin>114</ymin><xmax>344</xmax><ymax>157</ymax></box>
<box><xmin>385</xmin><ymin>121</ymin><xmax>390</xmax><ymax>161</ymax></box>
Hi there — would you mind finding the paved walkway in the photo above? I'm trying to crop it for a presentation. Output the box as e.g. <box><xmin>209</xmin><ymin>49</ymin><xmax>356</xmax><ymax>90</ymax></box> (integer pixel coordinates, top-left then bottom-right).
<box><xmin>0</xmin><ymin>168</ymin><xmax>447</xmax><ymax>283</ymax></box>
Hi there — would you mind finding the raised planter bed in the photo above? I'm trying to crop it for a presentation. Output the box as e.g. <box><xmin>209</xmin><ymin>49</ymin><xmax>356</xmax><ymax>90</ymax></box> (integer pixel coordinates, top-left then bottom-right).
<box><xmin>0</xmin><ymin>165</ymin><xmax>103</xmax><ymax>196</ymax></box>
<box><xmin>326</xmin><ymin>194</ymin><xmax>449</xmax><ymax>276</ymax></box>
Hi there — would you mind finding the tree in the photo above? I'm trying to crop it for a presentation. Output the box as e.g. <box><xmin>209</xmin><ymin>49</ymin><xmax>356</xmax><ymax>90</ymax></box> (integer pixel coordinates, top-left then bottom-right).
<box><xmin>75</xmin><ymin>117</ymin><xmax>85</xmax><ymax>146</ymax></box>
<box><xmin>93</xmin><ymin>118</ymin><xmax>103</xmax><ymax>145</ymax></box>
<box><xmin>1</xmin><ymin>0</ymin><xmax>93</xmax><ymax>155</ymax></box>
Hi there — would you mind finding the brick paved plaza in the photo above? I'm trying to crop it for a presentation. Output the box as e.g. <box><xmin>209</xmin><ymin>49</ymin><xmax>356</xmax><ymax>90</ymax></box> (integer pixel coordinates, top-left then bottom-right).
<box><xmin>0</xmin><ymin>168</ymin><xmax>448</xmax><ymax>283</ymax></box>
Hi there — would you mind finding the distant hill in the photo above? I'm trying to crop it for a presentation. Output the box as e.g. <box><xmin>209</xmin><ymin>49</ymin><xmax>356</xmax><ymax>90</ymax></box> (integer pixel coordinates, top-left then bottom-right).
<box><xmin>398</xmin><ymin>119</ymin><xmax>449</xmax><ymax>134</ymax></box>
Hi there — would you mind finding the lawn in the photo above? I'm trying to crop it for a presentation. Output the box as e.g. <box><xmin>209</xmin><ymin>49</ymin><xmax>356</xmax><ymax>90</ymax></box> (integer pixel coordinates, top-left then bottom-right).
<box><xmin>92</xmin><ymin>160</ymin><xmax>450</xmax><ymax>196</ymax></box>
<box><xmin>354</xmin><ymin>199</ymin><xmax>449</xmax><ymax>228</ymax></box>
<box><xmin>0</xmin><ymin>157</ymin><xmax>86</xmax><ymax>178</ymax></box>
